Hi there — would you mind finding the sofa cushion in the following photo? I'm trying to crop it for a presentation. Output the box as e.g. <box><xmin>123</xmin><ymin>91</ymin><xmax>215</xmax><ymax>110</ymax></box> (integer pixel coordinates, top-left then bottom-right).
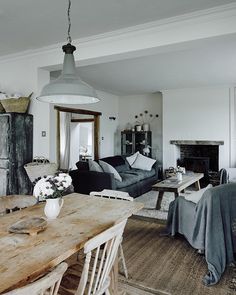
<box><xmin>100</xmin><ymin>155</ymin><xmax>130</xmax><ymax>173</ymax></box>
<box><xmin>88</xmin><ymin>160</ymin><xmax>103</xmax><ymax>173</ymax></box>
<box><xmin>126</xmin><ymin>152</ymin><xmax>139</xmax><ymax>166</ymax></box>
<box><xmin>99</xmin><ymin>160</ymin><xmax>122</xmax><ymax>182</ymax></box>
<box><xmin>130</xmin><ymin>168</ymin><xmax>156</xmax><ymax>181</ymax></box>
<box><xmin>100</xmin><ymin>155</ymin><xmax>125</xmax><ymax>167</ymax></box>
<box><xmin>114</xmin><ymin>163</ymin><xmax>130</xmax><ymax>173</ymax></box>
<box><xmin>131</xmin><ymin>153</ymin><xmax>156</xmax><ymax>171</ymax></box>
<box><xmin>183</xmin><ymin>184</ymin><xmax>212</xmax><ymax>204</ymax></box>
<box><xmin>115</xmin><ymin>172</ymin><xmax>139</xmax><ymax>189</ymax></box>
<box><xmin>76</xmin><ymin>161</ymin><xmax>89</xmax><ymax>171</ymax></box>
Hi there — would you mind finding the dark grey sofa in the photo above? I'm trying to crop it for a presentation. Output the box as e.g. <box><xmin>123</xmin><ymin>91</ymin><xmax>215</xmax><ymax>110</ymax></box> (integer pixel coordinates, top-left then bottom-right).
<box><xmin>69</xmin><ymin>155</ymin><xmax>160</xmax><ymax>198</ymax></box>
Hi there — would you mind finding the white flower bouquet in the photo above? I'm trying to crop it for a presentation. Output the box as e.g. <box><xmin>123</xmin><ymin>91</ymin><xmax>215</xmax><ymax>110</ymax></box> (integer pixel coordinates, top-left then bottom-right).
<box><xmin>33</xmin><ymin>173</ymin><xmax>72</xmax><ymax>201</ymax></box>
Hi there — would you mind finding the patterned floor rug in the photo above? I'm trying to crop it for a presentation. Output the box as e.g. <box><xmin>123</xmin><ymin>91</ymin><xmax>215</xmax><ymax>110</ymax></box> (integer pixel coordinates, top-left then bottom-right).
<box><xmin>133</xmin><ymin>191</ymin><xmax>175</xmax><ymax>220</ymax></box>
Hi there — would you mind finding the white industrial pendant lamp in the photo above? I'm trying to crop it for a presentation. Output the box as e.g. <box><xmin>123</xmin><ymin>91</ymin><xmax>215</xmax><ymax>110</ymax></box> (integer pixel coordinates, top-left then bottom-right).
<box><xmin>37</xmin><ymin>0</ymin><xmax>99</xmax><ymax>104</ymax></box>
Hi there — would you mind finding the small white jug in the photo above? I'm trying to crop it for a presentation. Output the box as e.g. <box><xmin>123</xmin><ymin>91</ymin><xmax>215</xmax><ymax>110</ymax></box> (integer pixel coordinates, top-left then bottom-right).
<box><xmin>176</xmin><ymin>172</ymin><xmax>183</xmax><ymax>182</ymax></box>
<box><xmin>44</xmin><ymin>198</ymin><xmax>64</xmax><ymax>220</ymax></box>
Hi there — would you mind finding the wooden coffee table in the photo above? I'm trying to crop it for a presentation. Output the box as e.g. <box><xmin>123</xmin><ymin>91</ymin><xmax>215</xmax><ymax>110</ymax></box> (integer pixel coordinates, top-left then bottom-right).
<box><xmin>152</xmin><ymin>172</ymin><xmax>204</xmax><ymax>210</ymax></box>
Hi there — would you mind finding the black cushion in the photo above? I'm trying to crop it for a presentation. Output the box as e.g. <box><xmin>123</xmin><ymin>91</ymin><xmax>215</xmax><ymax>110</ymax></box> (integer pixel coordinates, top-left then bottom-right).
<box><xmin>100</xmin><ymin>155</ymin><xmax>125</xmax><ymax>167</ymax></box>
<box><xmin>75</xmin><ymin>161</ymin><xmax>89</xmax><ymax>171</ymax></box>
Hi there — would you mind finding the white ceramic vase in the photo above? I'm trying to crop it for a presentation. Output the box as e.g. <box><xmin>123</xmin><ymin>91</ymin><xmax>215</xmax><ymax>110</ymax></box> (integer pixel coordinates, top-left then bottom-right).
<box><xmin>44</xmin><ymin>198</ymin><xmax>64</xmax><ymax>220</ymax></box>
<box><xmin>176</xmin><ymin>172</ymin><xmax>183</xmax><ymax>182</ymax></box>
<box><xmin>136</xmin><ymin>125</ymin><xmax>142</xmax><ymax>131</ymax></box>
<box><xmin>142</xmin><ymin>123</ymin><xmax>150</xmax><ymax>131</ymax></box>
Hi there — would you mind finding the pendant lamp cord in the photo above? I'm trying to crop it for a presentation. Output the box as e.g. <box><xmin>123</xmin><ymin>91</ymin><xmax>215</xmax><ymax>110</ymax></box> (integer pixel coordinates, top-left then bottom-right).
<box><xmin>67</xmin><ymin>0</ymin><xmax>72</xmax><ymax>44</ymax></box>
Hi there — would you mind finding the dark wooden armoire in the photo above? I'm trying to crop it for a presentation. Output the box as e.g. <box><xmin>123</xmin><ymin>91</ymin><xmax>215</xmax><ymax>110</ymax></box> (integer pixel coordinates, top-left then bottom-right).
<box><xmin>0</xmin><ymin>113</ymin><xmax>33</xmax><ymax>195</ymax></box>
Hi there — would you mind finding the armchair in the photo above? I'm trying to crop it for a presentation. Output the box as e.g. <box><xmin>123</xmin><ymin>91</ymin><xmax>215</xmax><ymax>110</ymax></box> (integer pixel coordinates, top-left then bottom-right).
<box><xmin>166</xmin><ymin>183</ymin><xmax>236</xmax><ymax>286</ymax></box>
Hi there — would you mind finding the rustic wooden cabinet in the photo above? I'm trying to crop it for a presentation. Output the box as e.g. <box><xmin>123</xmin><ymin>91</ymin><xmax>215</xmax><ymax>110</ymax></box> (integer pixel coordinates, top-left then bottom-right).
<box><xmin>0</xmin><ymin>113</ymin><xmax>33</xmax><ymax>195</ymax></box>
<box><xmin>121</xmin><ymin>130</ymin><xmax>152</xmax><ymax>157</ymax></box>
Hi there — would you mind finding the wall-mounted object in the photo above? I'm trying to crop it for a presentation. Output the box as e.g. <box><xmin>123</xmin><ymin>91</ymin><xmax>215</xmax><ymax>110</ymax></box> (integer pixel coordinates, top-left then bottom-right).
<box><xmin>134</xmin><ymin>110</ymin><xmax>159</xmax><ymax>131</ymax></box>
<box><xmin>109</xmin><ymin>116</ymin><xmax>116</xmax><ymax>120</ymax></box>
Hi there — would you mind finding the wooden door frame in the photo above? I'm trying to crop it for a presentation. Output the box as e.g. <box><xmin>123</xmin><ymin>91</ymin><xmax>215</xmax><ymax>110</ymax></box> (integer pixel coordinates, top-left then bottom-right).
<box><xmin>54</xmin><ymin>106</ymin><xmax>102</xmax><ymax>165</ymax></box>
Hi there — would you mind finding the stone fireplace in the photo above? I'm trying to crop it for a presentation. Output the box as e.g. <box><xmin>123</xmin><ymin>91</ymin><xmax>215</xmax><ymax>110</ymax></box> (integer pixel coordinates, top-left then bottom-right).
<box><xmin>170</xmin><ymin>140</ymin><xmax>224</xmax><ymax>184</ymax></box>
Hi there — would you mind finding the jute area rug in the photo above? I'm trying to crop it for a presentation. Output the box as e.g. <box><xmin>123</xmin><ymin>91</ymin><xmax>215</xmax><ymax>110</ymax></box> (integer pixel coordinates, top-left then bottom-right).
<box><xmin>133</xmin><ymin>191</ymin><xmax>175</xmax><ymax>220</ymax></box>
<box><xmin>118</xmin><ymin>218</ymin><xmax>236</xmax><ymax>295</ymax></box>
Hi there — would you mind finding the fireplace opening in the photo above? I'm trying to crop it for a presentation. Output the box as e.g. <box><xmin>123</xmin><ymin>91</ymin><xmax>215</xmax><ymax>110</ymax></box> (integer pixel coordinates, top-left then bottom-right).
<box><xmin>177</xmin><ymin>144</ymin><xmax>219</xmax><ymax>185</ymax></box>
<box><xmin>177</xmin><ymin>156</ymin><xmax>210</xmax><ymax>184</ymax></box>
<box><xmin>178</xmin><ymin>144</ymin><xmax>219</xmax><ymax>171</ymax></box>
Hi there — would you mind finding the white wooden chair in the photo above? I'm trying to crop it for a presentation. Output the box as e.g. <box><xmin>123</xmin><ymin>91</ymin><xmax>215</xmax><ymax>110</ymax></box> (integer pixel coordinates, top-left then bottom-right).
<box><xmin>0</xmin><ymin>195</ymin><xmax>37</xmax><ymax>216</ymax></box>
<box><xmin>59</xmin><ymin>220</ymin><xmax>127</xmax><ymax>295</ymax></box>
<box><xmin>90</xmin><ymin>189</ymin><xmax>133</xmax><ymax>202</ymax></box>
<box><xmin>90</xmin><ymin>189</ymin><xmax>133</xmax><ymax>279</ymax></box>
<box><xmin>4</xmin><ymin>262</ymin><xmax>68</xmax><ymax>295</ymax></box>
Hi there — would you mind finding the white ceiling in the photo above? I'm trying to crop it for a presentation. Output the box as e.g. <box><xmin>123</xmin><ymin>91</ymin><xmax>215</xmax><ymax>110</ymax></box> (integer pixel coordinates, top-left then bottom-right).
<box><xmin>52</xmin><ymin>34</ymin><xmax>236</xmax><ymax>95</ymax></box>
<box><xmin>2</xmin><ymin>0</ymin><xmax>236</xmax><ymax>94</ymax></box>
<box><xmin>0</xmin><ymin>0</ymin><xmax>235</xmax><ymax>56</ymax></box>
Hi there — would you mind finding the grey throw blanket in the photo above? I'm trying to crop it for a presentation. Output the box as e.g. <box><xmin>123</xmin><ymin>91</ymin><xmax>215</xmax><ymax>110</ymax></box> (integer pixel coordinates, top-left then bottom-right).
<box><xmin>166</xmin><ymin>183</ymin><xmax>236</xmax><ymax>286</ymax></box>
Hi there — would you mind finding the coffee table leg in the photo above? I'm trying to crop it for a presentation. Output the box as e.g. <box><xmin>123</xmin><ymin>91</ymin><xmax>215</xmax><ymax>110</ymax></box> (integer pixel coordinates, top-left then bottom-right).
<box><xmin>156</xmin><ymin>191</ymin><xmax>164</xmax><ymax>210</ymax></box>
<box><xmin>195</xmin><ymin>180</ymin><xmax>201</xmax><ymax>190</ymax></box>
<box><xmin>174</xmin><ymin>192</ymin><xmax>179</xmax><ymax>198</ymax></box>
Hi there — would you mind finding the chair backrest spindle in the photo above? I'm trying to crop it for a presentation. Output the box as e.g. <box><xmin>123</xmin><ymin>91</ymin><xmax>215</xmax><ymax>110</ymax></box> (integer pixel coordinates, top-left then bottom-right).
<box><xmin>3</xmin><ymin>262</ymin><xmax>68</xmax><ymax>295</ymax></box>
<box><xmin>75</xmin><ymin>219</ymin><xmax>127</xmax><ymax>295</ymax></box>
<box><xmin>90</xmin><ymin>189</ymin><xmax>133</xmax><ymax>202</ymax></box>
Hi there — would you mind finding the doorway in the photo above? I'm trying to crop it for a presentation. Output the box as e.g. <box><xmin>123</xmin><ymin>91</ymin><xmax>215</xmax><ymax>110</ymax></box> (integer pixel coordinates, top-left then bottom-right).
<box><xmin>55</xmin><ymin>106</ymin><xmax>101</xmax><ymax>170</ymax></box>
<box><xmin>70</xmin><ymin>121</ymin><xmax>94</xmax><ymax>169</ymax></box>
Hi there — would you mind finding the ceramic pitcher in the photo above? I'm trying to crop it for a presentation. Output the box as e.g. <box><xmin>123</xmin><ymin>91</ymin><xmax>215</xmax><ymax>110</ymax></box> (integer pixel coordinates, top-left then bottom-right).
<box><xmin>44</xmin><ymin>198</ymin><xmax>64</xmax><ymax>220</ymax></box>
<box><xmin>176</xmin><ymin>172</ymin><xmax>183</xmax><ymax>182</ymax></box>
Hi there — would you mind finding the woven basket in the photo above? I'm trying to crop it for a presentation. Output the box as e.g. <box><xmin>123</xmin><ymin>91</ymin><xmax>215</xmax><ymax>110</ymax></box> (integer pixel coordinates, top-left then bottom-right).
<box><xmin>24</xmin><ymin>158</ymin><xmax>58</xmax><ymax>183</ymax></box>
<box><xmin>1</xmin><ymin>92</ymin><xmax>32</xmax><ymax>113</ymax></box>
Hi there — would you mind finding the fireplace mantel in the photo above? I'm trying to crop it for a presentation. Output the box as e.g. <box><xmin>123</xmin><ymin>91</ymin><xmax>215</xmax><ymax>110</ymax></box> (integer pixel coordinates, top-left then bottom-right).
<box><xmin>170</xmin><ymin>140</ymin><xmax>224</xmax><ymax>146</ymax></box>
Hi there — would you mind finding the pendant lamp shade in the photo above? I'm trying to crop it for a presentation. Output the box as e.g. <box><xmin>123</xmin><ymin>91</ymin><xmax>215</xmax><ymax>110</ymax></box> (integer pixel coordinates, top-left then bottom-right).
<box><xmin>37</xmin><ymin>44</ymin><xmax>99</xmax><ymax>104</ymax></box>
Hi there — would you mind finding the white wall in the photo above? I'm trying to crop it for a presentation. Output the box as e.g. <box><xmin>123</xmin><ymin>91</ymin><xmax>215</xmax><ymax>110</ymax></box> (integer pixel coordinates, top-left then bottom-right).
<box><xmin>117</xmin><ymin>93</ymin><xmax>163</xmax><ymax>164</ymax></box>
<box><xmin>0</xmin><ymin>47</ymin><xmax>119</xmax><ymax>162</ymax></box>
<box><xmin>162</xmin><ymin>87</ymin><xmax>235</xmax><ymax>170</ymax></box>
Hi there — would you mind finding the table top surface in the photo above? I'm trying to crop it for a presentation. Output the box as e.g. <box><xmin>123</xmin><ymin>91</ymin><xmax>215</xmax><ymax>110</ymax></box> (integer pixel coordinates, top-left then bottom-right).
<box><xmin>152</xmin><ymin>172</ymin><xmax>204</xmax><ymax>192</ymax></box>
<box><xmin>0</xmin><ymin>193</ymin><xmax>143</xmax><ymax>293</ymax></box>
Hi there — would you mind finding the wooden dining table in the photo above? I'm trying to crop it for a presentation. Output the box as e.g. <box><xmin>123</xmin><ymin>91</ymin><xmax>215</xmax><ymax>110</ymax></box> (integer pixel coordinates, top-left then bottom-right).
<box><xmin>0</xmin><ymin>193</ymin><xmax>143</xmax><ymax>294</ymax></box>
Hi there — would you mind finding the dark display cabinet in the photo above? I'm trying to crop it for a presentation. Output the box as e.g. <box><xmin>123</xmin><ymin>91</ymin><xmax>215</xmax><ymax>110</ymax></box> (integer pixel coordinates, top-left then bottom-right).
<box><xmin>121</xmin><ymin>130</ymin><xmax>152</xmax><ymax>157</ymax></box>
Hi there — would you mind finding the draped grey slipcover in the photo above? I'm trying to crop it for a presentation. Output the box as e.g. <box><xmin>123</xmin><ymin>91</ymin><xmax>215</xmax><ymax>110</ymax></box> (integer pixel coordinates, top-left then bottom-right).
<box><xmin>166</xmin><ymin>183</ymin><xmax>236</xmax><ymax>285</ymax></box>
